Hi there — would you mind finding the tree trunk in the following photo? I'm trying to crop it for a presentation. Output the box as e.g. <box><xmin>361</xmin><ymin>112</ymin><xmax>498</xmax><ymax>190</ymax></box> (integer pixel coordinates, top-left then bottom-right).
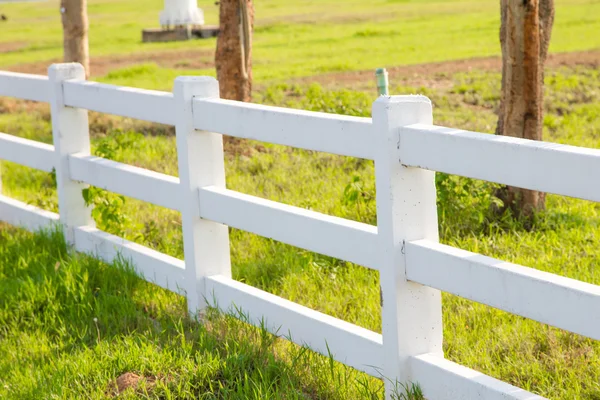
<box><xmin>496</xmin><ymin>0</ymin><xmax>554</xmax><ymax>217</ymax></box>
<box><xmin>61</xmin><ymin>0</ymin><xmax>90</xmax><ymax>78</ymax></box>
<box><xmin>215</xmin><ymin>0</ymin><xmax>254</xmax><ymax>102</ymax></box>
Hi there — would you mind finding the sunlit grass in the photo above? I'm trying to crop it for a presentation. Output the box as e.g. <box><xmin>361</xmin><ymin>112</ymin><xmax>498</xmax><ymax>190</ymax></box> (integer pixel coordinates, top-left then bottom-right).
<box><xmin>1</xmin><ymin>0</ymin><xmax>600</xmax><ymax>396</ymax></box>
<box><xmin>1</xmin><ymin>65</ymin><xmax>600</xmax><ymax>398</ymax></box>
<box><xmin>1</xmin><ymin>0</ymin><xmax>599</xmax><ymax>88</ymax></box>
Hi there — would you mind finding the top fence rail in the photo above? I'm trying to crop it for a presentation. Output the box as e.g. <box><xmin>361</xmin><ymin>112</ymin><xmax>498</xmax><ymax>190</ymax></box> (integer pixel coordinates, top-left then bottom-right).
<box><xmin>0</xmin><ymin>70</ymin><xmax>375</xmax><ymax>159</ymax></box>
<box><xmin>192</xmin><ymin>98</ymin><xmax>375</xmax><ymax>159</ymax></box>
<box><xmin>0</xmin><ymin>71</ymin><xmax>50</xmax><ymax>102</ymax></box>
<box><xmin>400</xmin><ymin>124</ymin><xmax>600</xmax><ymax>202</ymax></box>
<box><xmin>62</xmin><ymin>81</ymin><xmax>176</xmax><ymax>125</ymax></box>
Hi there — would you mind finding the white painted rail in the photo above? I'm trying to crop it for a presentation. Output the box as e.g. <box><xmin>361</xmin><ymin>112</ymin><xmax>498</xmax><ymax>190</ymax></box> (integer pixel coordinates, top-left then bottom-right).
<box><xmin>405</xmin><ymin>240</ymin><xmax>600</xmax><ymax>341</ymax></box>
<box><xmin>410</xmin><ymin>353</ymin><xmax>544</xmax><ymax>399</ymax></box>
<box><xmin>68</xmin><ymin>153</ymin><xmax>181</xmax><ymax>210</ymax></box>
<box><xmin>0</xmin><ymin>195</ymin><xmax>59</xmax><ymax>232</ymax></box>
<box><xmin>0</xmin><ymin>132</ymin><xmax>55</xmax><ymax>172</ymax></box>
<box><xmin>206</xmin><ymin>275</ymin><xmax>383</xmax><ymax>376</ymax></box>
<box><xmin>198</xmin><ymin>186</ymin><xmax>379</xmax><ymax>269</ymax></box>
<box><xmin>2</xmin><ymin>64</ymin><xmax>600</xmax><ymax>400</ymax></box>
<box><xmin>192</xmin><ymin>98</ymin><xmax>375</xmax><ymax>159</ymax></box>
<box><xmin>74</xmin><ymin>225</ymin><xmax>186</xmax><ymax>293</ymax></box>
<box><xmin>0</xmin><ymin>71</ymin><xmax>50</xmax><ymax>102</ymax></box>
<box><xmin>63</xmin><ymin>80</ymin><xmax>176</xmax><ymax>125</ymax></box>
<box><xmin>400</xmin><ymin>124</ymin><xmax>600</xmax><ymax>202</ymax></box>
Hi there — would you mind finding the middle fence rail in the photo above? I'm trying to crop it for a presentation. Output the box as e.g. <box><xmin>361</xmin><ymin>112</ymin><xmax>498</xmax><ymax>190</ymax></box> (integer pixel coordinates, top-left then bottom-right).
<box><xmin>0</xmin><ymin>63</ymin><xmax>598</xmax><ymax>400</ymax></box>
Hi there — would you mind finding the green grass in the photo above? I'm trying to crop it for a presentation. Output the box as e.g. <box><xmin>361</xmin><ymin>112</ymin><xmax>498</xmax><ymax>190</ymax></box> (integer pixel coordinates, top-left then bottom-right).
<box><xmin>1</xmin><ymin>65</ymin><xmax>600</xmax><ymax>398</ymax></box>
<box><xmin>2</xmin><ymin>0</ymin><xmax>600</xmax><ymax>398</ymax></box>
<box><xmin>1</xmin><ymin>0</ymin><xmax>599</xmax><ymax>88</ymax></box>
<box><xmin>0</xmin><ymin>226</ymin><xmax>385</xmax><ymax>399</ymax></box>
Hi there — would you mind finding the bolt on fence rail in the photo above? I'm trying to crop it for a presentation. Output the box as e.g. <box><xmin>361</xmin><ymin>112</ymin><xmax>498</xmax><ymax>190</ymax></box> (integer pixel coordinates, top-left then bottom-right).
<box><xmin>2</xmin><ymin>63</ymin><xmax>600</xmax><ymax>399</ymax></box>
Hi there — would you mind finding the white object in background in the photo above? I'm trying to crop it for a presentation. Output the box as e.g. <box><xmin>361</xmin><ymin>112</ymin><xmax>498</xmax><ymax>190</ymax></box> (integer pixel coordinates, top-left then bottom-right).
<box><xmin>160</xmin><ymin>0</ymin><xmax>204</xmax><ymax>27</ymax></box>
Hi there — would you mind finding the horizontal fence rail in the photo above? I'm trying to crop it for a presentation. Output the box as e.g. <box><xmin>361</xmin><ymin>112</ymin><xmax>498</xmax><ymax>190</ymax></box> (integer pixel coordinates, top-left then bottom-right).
<box><xmin>410</xmin><ymin>353</ymin><xmax>543</xmax><ymax>400</ymax></box>
<box><xmin>0</xmin><ymin>132</ymin><xmax>55</xmax><ymax>172</ymax></box>
<box><xmin>198</xmin><ymin>186</ymin><xmax>379</xmax><ymax>269</ymax></box>
<box><xmin>406</xmin><ymin>240</ymin><xmax>600</xmax><ymax>341</ymax></box>
<box><xmin>68</xmin><ymin>153</ymin><xmax>181</xmax><ymax>210</ymax></box>
<box><xmin>206</xmin><ymin>275</ymin><xmax>383</xmax><ymax>376</ymax></box>
<box><xmin>0</xmin><ymin>71</ymin><xmax>50</xmax><ymax>102</ymax></box>
<box><xmin>74</xmin><ymin>226</ymin><xmax>186</xmax><ymax>293</ymax></box>
<box><xmin>0</xmin><ymin>195</ymin><xmax>59</xmax><ymax>232</ymax></box>
<box><xmin>193</xmin><ymin>98</ymin><xmax>375</xmax><ymax>159</ymax></box>
<box><xmin>3</xmin><ymin>66</ymin><xmax>600</xmax><ymax>400</ymax></box>
<box><xmin>63</xmin><ymin>80</ymin><xmax>176</xmax><ymax>125</ymax></box>
<box><xmin>400</xmin><ymin>124</ymin><xmax>600</xmax><ymax>202</ymax></box>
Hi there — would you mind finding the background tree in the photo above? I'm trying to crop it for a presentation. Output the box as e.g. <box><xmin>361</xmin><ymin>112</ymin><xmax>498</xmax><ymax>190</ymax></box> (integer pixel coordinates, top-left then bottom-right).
<box><xmin>60</xmin><ymin>0</ymin><xmax>90</xmax><ymax>78</ymax></box>
<box><xmin>496</xmin><ymin>0</ymin><xmax>554</xmax><ymax>216</ymax></box>
<box><xmin>215</xmin><ymin>0</ymin><xmax>254</xmax><ymax>101</ymax></box>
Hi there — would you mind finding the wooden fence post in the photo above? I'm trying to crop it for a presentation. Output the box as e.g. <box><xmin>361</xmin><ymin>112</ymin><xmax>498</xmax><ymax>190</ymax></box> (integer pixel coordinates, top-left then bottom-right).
<box><xmin>372</xmin><ymin>95</ymin><xmax>443</xmax><ymax>397</ymax></box>
<box><xmin>174</xmin><ymin>76</ymin><xmax>232</xmax><ymax>317</ymax></box>
<box><xmin>48</xmin><ymin>63</ymin><xmax>94</xmax><ymax>245</ymax></box>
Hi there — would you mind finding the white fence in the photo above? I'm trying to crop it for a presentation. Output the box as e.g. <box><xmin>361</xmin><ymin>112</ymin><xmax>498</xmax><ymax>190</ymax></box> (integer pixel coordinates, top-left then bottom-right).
<box><xmin>1</xmin><ymin>63</ymin><xmax>599</xmax><ymax>399</ymax></box>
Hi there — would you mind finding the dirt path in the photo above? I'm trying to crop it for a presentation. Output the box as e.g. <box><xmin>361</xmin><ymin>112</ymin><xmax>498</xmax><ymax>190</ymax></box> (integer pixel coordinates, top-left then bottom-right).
<box><xmin>302</xmin><ymin>50</ymin><xmax>600</xmax><ymax>88</ymax></box>
<box><xmin>5</xmin><ymin>48</ymin><xmax>215</xmax><ymax>77</ymax></box>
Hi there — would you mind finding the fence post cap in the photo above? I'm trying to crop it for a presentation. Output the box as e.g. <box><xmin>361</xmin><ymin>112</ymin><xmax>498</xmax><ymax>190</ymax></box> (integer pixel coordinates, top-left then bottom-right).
<box><xmin>48</xmin><ymin>63</ymin><xmax>85</xmax><ymax>80</ymax></box>
<box><xmin>372</xmin><ymin>94</ymin><xmax>432</xmax><ymax>126</ymax></box>
<box><xmin>173</xmin><ymin>76</ymin><xmax>219</xmax><ymax>99</ymax></box>
<box><xmin>174</xmin><ymin>76</ymin><xmax>218</xmax><ymax>84</ymax></box>
<box><xmin>373</xmin><ymin>94</ymin><xmax>431</xmax><ymax>106</ymax></box>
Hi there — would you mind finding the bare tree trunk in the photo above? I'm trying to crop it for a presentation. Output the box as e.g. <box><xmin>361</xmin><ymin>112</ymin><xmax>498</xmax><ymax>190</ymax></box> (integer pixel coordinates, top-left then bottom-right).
<box><xmin>61</xmin><ymin>0</ymin><xmax>90</xmax><ymax>78</ymax></box>
<box><xmin>496</xmin><ymin>0</ymin><xmax>554</xmax><ymax>217</ymax></box>
<box><xmin>215</xmin><ymin>0</ymin><xmax>254</xmax><ymax>101</ymax></box>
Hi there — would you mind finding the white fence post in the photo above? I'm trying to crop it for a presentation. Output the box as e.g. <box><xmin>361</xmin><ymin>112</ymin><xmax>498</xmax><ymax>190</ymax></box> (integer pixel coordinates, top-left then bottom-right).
<box><xmin>48</xmin><ymin>63</ymin><xmax>94</xmax><ymax>245</ymax></box>
<box><xmin>373</xmin><ymin>95</ymin><xmax>443</xmax><ymax>397</ymax></box>
<box><xmin>174</xmin><ymin>76</ymin><xmax>232</xmax><ymax>317</ymax></box>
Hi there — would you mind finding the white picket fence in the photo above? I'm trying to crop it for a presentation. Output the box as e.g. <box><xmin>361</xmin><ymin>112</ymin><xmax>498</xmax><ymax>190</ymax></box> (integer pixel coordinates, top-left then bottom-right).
<box><xmin>1</xmin><ymin>63</ymin><xmax>599</xmax><ymax>399</ymax></box>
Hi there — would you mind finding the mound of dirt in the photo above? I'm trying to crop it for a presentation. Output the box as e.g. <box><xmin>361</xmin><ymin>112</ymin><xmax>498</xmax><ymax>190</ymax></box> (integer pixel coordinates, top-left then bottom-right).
<box><xmin>304</xmin><ymin>50</ymin><xmax>600</xmax><ymax>88</ymax></box>
<box><xmin>0</xmin><ymin>41</ymin><xmax>27</xmax><ymax>53</ymax></box>
<box><xmin>107</xmin><ymin>372</ymin><xmax>157</xmax><ymax>396</ymax></box>
<box><xmin>5</xmin><ymin>48</ymin><xmax>214</xmax><ymax>77</ymax></box>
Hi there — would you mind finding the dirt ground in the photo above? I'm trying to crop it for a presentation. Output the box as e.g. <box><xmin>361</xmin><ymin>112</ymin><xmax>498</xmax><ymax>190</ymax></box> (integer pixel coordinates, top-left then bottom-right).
<box><xmin>4</xmin><ymin>48</ymin><xmax>214</xmax><ymax>77</ymax></box>
<box><xmin>0</xmin><ymin>41</ymin><xmax>28</xmax><ymax>53</ymax></box>
<box><xmin>303</xmin><ymin>50</ymin><xmax>600</xmax><ymax>89</ymax></box>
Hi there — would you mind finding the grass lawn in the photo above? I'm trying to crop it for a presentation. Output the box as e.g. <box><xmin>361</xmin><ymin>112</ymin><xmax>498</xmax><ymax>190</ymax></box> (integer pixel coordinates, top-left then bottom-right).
<box><xmin>0</xmin><ymin>0</ymin><xmax>599</xmax><ymax>87</ymax></box>
<box><xmin>1</xmin><ymin>0</ymin><xmax>600</xmax><ymax>399</ymax></box>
